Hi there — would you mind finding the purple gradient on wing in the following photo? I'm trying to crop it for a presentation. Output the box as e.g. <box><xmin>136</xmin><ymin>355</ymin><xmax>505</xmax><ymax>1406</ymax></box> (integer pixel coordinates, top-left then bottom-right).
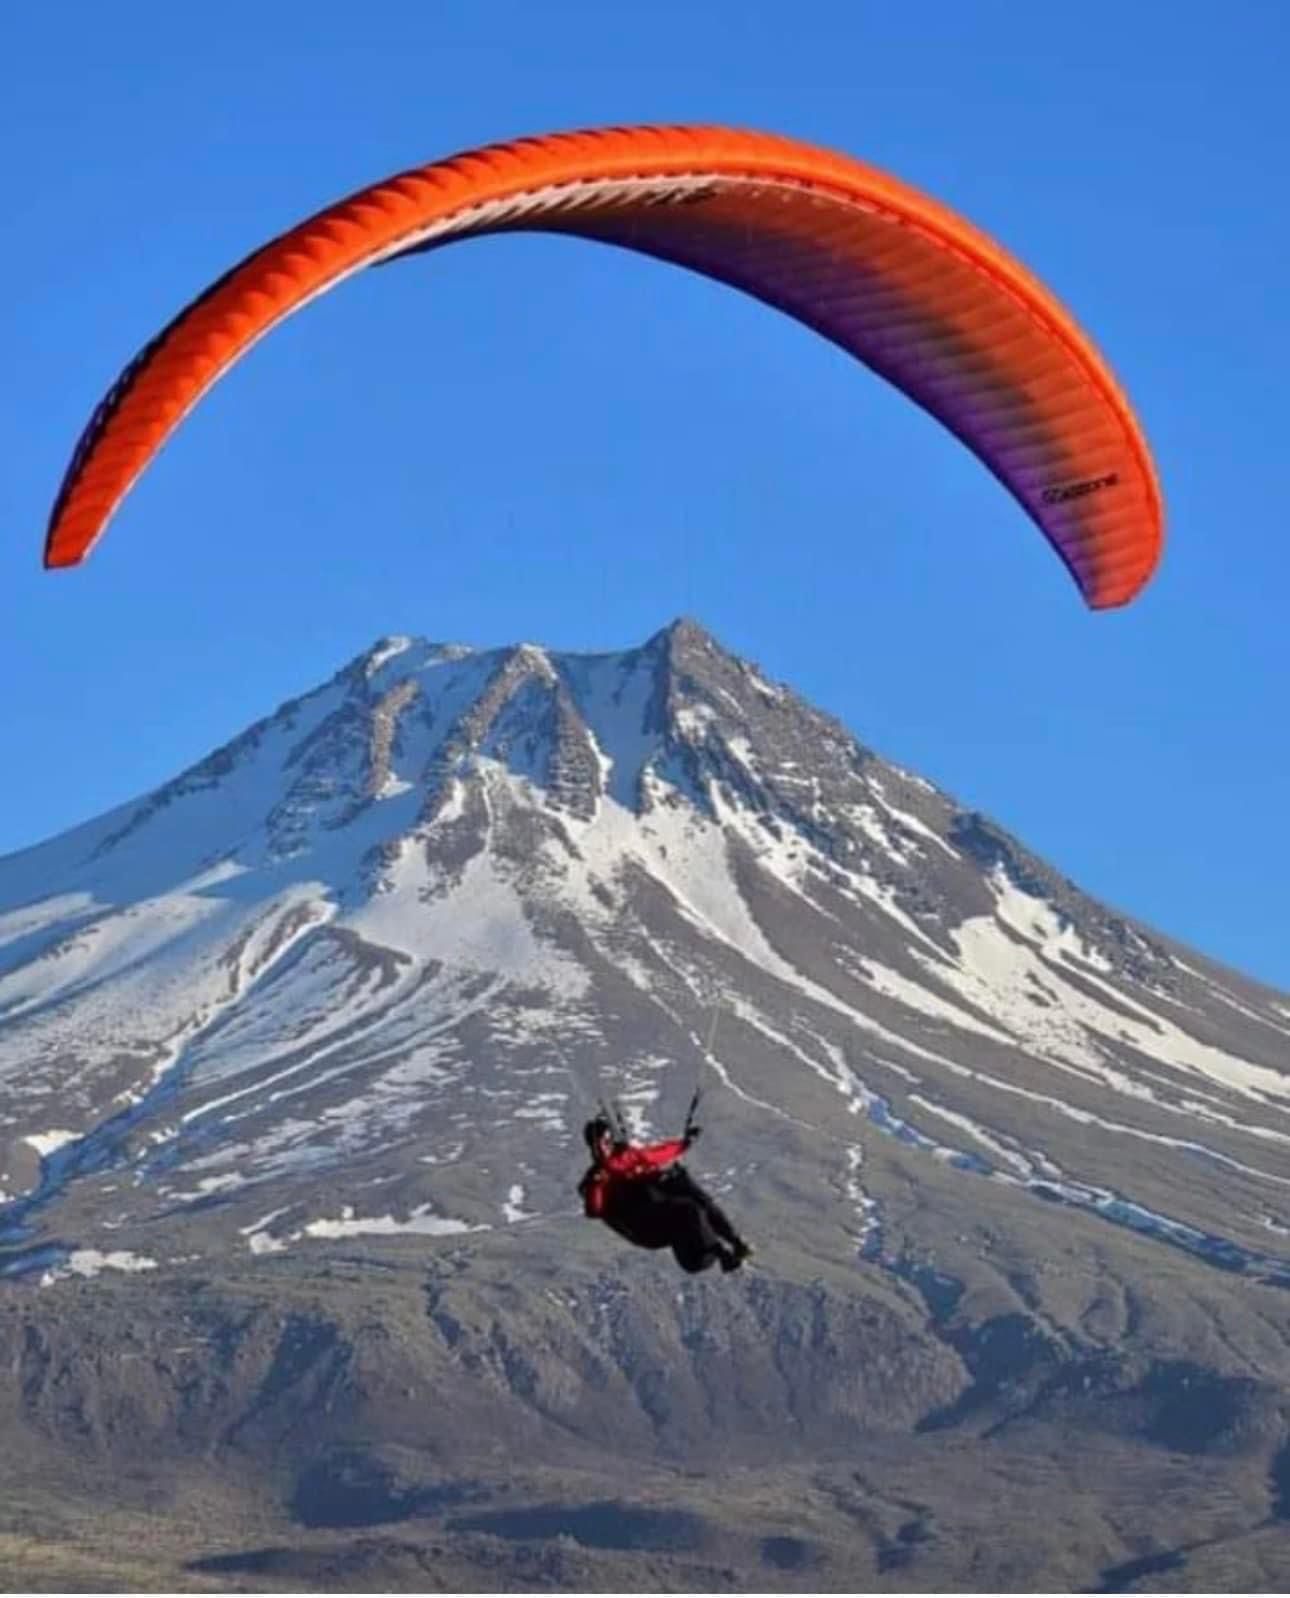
<box><xmin>528</xmin><ymin>192</ymin><xmax>1128</xmax><ymax>601</ymax></box>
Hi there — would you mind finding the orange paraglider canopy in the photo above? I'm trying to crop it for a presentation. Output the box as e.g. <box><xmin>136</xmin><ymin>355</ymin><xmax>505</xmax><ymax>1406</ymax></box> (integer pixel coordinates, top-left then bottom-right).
<box><xmin>46</xmin><ymin>123</ymin><xmax>1163</xmax><ymax>607</ymax></box>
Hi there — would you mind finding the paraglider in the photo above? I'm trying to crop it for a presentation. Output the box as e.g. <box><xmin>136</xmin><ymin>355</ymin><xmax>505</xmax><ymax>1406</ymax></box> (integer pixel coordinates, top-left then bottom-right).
<box><xmin>577</xmin><ymin>1110</ymin><xmax>753</xmax><ymax>1275</ymax></box>
<box><xmin>45</xmin><ymin>123</ymin><xmax>1163</xmax><ymax>607</ymax></box>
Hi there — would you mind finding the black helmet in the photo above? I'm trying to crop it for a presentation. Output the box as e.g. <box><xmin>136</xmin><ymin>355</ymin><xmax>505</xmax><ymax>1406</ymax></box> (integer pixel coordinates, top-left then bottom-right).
<box><xmin>583</xmin><ymin>1115</ymin><xmax>614</xmax><ymax>1150</ymax></box>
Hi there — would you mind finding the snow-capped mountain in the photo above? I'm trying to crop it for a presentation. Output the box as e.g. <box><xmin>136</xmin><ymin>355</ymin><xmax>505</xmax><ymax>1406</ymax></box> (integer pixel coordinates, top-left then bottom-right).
<box><xmin>2</xmin><ymin>617</ymin><xmax>1288</xmax><ymax>1294</ymax></box>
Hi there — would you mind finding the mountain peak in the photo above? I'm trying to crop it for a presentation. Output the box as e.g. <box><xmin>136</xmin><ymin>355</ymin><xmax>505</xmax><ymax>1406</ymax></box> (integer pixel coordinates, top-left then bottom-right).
<box><xmin>648</xmin><ymin>613</ymin><xmax>716</xmax><ymax>651</ymax></box>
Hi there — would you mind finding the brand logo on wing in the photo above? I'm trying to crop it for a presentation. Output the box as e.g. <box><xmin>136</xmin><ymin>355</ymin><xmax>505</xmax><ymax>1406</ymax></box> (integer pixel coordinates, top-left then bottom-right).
<box><xmin>1041</xmin><ymin>472</ymin><xmax>1120</xmax><ymax>505</ymax></box>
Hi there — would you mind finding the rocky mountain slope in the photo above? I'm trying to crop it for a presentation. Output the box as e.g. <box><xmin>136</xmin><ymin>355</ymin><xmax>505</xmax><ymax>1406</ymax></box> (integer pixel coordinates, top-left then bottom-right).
<box><xmin>0</xmin><ymin>618</ymin><xmax>1287</xmax><ymax>1592</ymax></box>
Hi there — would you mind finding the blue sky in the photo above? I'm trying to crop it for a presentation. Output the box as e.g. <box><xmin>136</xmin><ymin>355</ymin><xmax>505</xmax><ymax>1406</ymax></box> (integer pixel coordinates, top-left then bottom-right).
<box><xmin>3</xmin><ymin>3</ymin><xmax>1287</xmax><ymax>988</ymax></box>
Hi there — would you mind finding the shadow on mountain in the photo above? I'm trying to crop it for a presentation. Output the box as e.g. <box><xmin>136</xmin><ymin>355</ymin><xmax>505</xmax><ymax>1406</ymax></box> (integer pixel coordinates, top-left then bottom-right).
<box><xmin>916</xmin><ymin>1312</ymin><xmax>1061</xmax><ymax>1432</ymax></box>
<box><xmin>877</xmin><ymin>1515</ymin><xmax>935</xmax><ymax>1572</ymax></box>
<box><xmin>187</xmin><ymin>1539</ymin><xmax>443</xmax><ymax>1585</ymax></box>
<box><xmin>1092</xmin><ymin>1547</ymin><xmax>1188</xmax><ymax>1593</ymax></box>
<box><xmin>760</xmin><ymin>1534</ymin><xmax>816</xmax><ymax>1570</ymax></box>
<box><xmin>446</xmin><ymin>1500</ymin><xmax>707</xmax><ymax>1553</ymax></box>
<box><xmin>1272</xmin><ymin>1438</ymin><xmax>1290</xmax><ymax>1520</ymax></box>
<box><xmin>1134</xmin><ymin>1363</ymin><xmax>1261</xmax><ymax>1452</ymax></box>
<box><xmin>189</xmin><ymin>1547</ymin><xmax>312</xmax><ymax>1578</ymax></box>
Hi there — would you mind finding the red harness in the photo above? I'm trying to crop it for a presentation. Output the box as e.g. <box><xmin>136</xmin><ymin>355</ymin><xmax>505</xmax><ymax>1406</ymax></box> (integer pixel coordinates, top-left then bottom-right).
<box><xmin>580</xmin><ymin>1138</ymin><xmax>687</xmax><ymax>1218</ymax></box>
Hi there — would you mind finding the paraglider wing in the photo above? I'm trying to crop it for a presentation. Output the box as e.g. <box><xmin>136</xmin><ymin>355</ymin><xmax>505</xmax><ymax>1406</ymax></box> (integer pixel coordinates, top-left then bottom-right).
<box><xmin>45</xmin><ymin>124</ymin><xmax>1163</xmax><ymax>607</ymax></box>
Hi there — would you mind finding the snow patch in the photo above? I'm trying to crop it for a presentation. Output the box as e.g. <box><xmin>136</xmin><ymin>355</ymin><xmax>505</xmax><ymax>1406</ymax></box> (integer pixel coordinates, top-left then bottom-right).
<box><xmin>40</xmin><ymin>1250</ymin><xmax>157</xmax><ymax>1285</ymax></box>
<box><xmin>843</xmin><ymin>1145</ymin><xmax>878</xmax><ymax>1251</ymax></box>
<box><xmin>24</xmin><ymin>1129</ymin><xmax>78</xmax><ymax>1158</ymax></box>
<box><xmin>300</xmin><ymin>1203</ymin><xmax>483</xmax><ymax>1239</ymax></box>
<box><xmin>868</xmin><ymin>780</ymin><xmax>956</xmax><ymax>857</ymax></box>
<box><xmin>186</xmin><ymin>1173</ymin><xmax>246</xmax><ymax>1198</ymax></box>
<box><xmin>364</xmin><ymin>636</ymin><xmax>415</xmax><ymax>676</ymax></box>
<box><xmin>502</xmin><ymin>1183</ymin><xmax>536</xmax><ymax>1222</ymax></box>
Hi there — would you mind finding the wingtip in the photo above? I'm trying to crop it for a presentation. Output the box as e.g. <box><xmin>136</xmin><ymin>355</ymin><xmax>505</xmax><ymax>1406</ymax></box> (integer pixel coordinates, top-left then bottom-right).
<box><xmin>43</xmin><ymin>536</ymin><xmax>82</xmax><ymax>571</ymax></box>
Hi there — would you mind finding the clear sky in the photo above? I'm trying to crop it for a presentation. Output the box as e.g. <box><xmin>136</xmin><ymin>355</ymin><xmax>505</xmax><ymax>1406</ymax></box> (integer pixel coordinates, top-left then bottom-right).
<box><xmin>3</xmin><ymin>3</ymin><xmax>1287</xmax><ymax>989</ymax></box>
